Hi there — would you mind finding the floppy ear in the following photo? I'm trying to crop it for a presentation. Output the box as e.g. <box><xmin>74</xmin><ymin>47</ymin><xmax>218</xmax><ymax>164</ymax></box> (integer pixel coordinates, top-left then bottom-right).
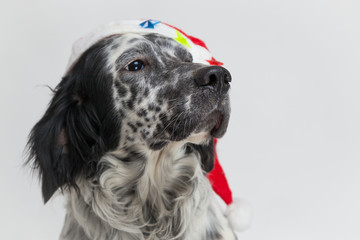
<box><xmin>191</xmin><ymin>138</ymin><xmax>215</xmax><ymax>173</ymax></box>
<box><xmin>27</xmin><ymin>38</ymin><xmax>123</xmax><ymax>203</ymax></box>
<box><xmin>26</xmin><ymin>71</ymin><xmax>106</xmax><ymax>203</ymax></box>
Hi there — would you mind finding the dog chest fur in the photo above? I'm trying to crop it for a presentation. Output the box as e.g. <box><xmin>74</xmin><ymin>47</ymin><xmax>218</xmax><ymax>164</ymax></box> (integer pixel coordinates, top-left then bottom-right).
<box><xmin>60</xmin><ymin>142</ymin><xmax>236</xmax><ymax>240</ymax></box>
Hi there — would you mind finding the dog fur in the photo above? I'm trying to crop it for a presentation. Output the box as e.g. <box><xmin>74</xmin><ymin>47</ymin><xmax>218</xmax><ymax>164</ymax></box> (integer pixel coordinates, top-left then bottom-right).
<box><xmin>27</xmin><ymin>32</ymin><xmax>235</xmax><ymax>239</ymax></box>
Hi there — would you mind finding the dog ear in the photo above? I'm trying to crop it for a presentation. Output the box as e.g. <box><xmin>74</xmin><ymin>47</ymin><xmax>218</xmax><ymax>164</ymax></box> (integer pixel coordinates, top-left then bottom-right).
<box><xmin>27</xmin><ymin>38</ymin><xmax>125</xmax><ymax>203</ymax></box>
<box><xmin>26</xmin><ymin>42</ymin><xmax>122</xmax><ymax>203</ymax></box>
<box><xmin>191</xmin><ymin>138</ymin><xmax>215</xmax><ymax>173</ymax></box>
<box><xmin>26</xmin><ymin>71</ymin><xmax>106</xmax><ymax>203</ymax></box>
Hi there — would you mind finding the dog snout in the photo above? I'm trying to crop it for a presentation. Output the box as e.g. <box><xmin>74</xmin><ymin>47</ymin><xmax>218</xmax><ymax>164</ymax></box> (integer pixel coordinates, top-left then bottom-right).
<box><xmin>194</xmin><ymin>66</ymin><xmax>231</xmax><ymax>93</ymax></box>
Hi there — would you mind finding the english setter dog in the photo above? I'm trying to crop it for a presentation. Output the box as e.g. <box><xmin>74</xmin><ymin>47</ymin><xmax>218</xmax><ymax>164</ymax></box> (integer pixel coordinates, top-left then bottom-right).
<box><xmin>27</xmin><ymin>22</ymin><xmax>238</xmax><ymax>239</ymax></box>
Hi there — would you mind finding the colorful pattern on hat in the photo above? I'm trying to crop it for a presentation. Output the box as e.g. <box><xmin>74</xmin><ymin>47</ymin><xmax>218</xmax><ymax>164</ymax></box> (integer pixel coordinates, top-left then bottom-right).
<box><xmin>67</xmin><ymin>19</ymin><xmax>223</xmax><ymax>72</ymax></box>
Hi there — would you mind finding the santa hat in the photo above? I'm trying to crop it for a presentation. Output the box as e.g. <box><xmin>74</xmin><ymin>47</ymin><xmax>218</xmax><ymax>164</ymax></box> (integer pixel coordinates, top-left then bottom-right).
<box><xmin>66</xmin><ymin>19</ymin><xmax>251</xmax><ymax>232</ymax></box>
<box><xmin>66</xmin><ymin>19</ymin><xmax>223</xmax><ymax>72</ymax></box>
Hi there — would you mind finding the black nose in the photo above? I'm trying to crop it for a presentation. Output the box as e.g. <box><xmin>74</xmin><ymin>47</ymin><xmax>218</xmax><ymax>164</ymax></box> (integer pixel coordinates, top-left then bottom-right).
<box><xmin>194</xmin><ymin>66</ymin><xmax>231</xmax><ymax>93</ymax></box>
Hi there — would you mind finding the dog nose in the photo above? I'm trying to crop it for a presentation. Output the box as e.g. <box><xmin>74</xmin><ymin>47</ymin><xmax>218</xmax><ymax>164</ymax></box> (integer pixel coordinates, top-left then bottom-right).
<box><xmin>194</xmin><ymin>66</ymin><xmax>231</xmax><ymax>93</ymax></box>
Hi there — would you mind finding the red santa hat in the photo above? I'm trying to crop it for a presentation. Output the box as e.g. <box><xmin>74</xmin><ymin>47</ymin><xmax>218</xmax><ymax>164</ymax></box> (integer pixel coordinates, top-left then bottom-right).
<box><xmin>66</xmin><ymin>19</ymin><xmax>251</xmax><ymax>232</ymax></box>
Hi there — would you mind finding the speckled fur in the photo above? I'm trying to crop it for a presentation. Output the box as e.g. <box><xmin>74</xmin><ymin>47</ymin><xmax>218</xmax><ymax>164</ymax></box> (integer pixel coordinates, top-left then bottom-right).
<box><xmin>27</xmin><ymin>33</ymin><xmax>235</xmax><ymax>239</ymax></box>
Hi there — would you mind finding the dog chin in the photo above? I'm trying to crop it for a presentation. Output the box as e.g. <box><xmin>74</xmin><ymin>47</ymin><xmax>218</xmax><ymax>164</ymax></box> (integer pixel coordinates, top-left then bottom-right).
<box><xmin>149</xmin><ymin>132</ymin><xmax>211</xmax><ymax>151</ymax></box>
<box><xmin>185</xmin><ymin>132</ymin><xmax>211</xmax><ymax>145</ymax></box>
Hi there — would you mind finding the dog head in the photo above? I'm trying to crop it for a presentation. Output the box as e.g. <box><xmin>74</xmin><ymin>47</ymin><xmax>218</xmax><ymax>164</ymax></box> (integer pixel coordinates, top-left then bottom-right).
<box><xmin>27</xmin><ymin>27</ymin><xmax>231</xmax><ymax>203</ymax></box>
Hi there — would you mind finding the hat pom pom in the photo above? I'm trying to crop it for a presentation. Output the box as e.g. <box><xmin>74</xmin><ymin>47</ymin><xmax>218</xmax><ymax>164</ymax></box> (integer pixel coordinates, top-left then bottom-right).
<box><xmin>225</xmin><ymin>198</ymin><xmax>252</xmax><ymax>232</ymax></box>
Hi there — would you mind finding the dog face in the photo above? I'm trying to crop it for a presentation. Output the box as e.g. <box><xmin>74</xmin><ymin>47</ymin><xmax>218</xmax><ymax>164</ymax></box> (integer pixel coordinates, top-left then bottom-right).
<box><xmin>110</xmin><ymin>33</ymin><xmax>231</xmax><ymax>149</ymax></box>
<box><xmin>27</xmin><ymin>32</ymin><xmax>231</xmax><ymax>202</ymax></box>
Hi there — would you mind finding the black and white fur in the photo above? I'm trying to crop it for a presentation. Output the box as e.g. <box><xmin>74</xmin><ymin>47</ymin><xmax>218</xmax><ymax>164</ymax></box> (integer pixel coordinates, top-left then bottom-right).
<box><xmin>27</xmin><ymin>32</ymin><xmax>235</xmax><ymax>239</ymax></box>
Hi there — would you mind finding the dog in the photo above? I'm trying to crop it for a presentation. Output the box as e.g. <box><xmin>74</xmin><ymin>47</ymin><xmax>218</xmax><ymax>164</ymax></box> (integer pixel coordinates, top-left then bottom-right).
<box><xmin>27</xmin><ymin>22</ymin><xmax>236</xmax><ymax>239</ymax></box>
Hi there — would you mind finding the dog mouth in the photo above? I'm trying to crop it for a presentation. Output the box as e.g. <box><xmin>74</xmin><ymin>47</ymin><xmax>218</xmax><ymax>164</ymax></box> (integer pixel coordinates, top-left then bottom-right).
<box><xmin>195</xmin><ymin>110</ymin><xmax>229</xmax><ymax>138</ymax></box>
<box><xmin>211</xmin><ymin>112</ymin><xmax>223</xmax><ymax>132</ymax></box>
<box><xmin>209</xmin><ymin>111</ymin><xmax>229</xmax><ymax>138</ymax></box>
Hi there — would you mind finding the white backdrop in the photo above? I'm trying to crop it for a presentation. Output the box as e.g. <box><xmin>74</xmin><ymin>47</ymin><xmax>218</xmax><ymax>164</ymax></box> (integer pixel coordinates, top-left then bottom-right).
<box><xmin>1</xmin><ymin>0</ymin><xmax>359</xmax><ymax>239</ymax></box>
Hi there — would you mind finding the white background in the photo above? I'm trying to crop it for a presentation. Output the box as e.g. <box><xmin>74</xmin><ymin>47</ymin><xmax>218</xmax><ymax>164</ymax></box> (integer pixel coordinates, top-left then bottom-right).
<box><xmin>1</xmin><ymin>0</ymin><xmax>359</xmax><ymax>239</ymax></box>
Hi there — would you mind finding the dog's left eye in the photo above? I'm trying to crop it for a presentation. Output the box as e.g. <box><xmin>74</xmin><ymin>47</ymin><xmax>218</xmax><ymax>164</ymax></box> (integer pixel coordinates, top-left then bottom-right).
<box><xmin>126</xmin><ymin>60</ymin><xmax>145</xmax><ymax>71</ymax></box>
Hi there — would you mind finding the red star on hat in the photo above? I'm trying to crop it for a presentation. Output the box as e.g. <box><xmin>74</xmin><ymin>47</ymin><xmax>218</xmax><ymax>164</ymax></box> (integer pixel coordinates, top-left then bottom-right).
<box><xmin>206</xmin><ymin>57</ymin><xmax>224</xmax><ymax>66</ymax></box>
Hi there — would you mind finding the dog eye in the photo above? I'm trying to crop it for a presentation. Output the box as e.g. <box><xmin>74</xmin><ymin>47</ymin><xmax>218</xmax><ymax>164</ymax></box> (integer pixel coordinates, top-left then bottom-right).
<box><xmin>185</xmin><ymin>144</ymin><xmax>194</xmax><ymax>154</ymax></box>
<box><xmin>126</xmin><ymin>60</ymin><xmax>145</xmax><ymax>71</ymax></box>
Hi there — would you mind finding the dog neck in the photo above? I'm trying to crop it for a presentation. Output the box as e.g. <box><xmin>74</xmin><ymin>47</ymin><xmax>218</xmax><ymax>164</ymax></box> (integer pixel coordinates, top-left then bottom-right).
<box><xmin>61</xmin><ymin>140</ymin><xmax>223</xmax><ymax>239</ymax></box>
